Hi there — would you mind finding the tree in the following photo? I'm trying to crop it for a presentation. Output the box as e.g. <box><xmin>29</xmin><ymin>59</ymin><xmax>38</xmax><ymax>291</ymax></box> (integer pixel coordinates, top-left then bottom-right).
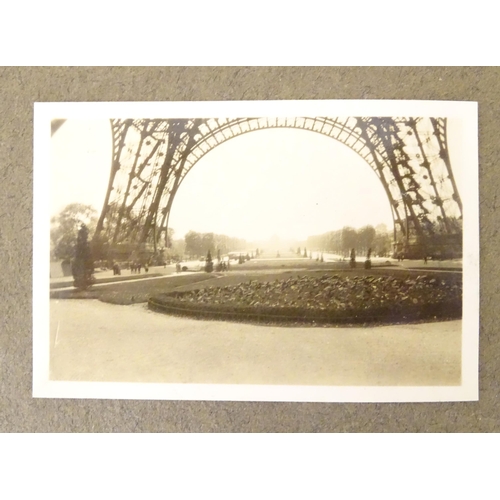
<box><xmin>51</xmin><ymin>203</ymin><xmax>97</xmax><ymax>260</ymax></box>
<box><xmin>341</xmin><ymin>227</ymin><xmax>358</xmax><ymax>257</ymax></box>
<box><xmin>349</xmin><ymin>248</ymin><xmax>356</xmax><ymax>268</ymax></box>
<box><xmin>358</xmin><ymin>225</ymin><xmax>376</xmax><ymax>254</ymax></box>
<box><xmin>373</xmin><ymin>231</ymin><xmax>392</xmax><ymax>257</ymax></box>
<box><xmin>375</xmin><ymin>223</ymin><xmax>389</xmax><ymax>235</ymax></box>
<box><xmin>202</xmin><ymin>232</ymin><xmax>216</xmax><ymax>255</ymax></box>
<box><xmin>205</xmin><ymin>250</ymin><xmax>213</xmax><ymax>273</ymax></box>
<box><xmin>72</xmin><ymin>224</ymin><xmax>95</xmax><ymax>289</ymax></box>
<box><xmin>184</xmin><ymin>230</ymin><xmax>203</xmax><ymax>257</ymax></box>
<box><xmin>364</xmin><ymin>247</ymin><xmax>372</xmax><ymax>269</ymax></box>
<box><xmin>170</xmin><ymin>238</ymin><xmax>186</xmax><ymax>258</ymax></box>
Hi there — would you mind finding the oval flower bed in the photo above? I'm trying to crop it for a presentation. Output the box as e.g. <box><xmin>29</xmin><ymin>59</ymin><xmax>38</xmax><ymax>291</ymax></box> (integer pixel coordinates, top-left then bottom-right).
<box><xmin>148</xmin><ymin>274</ymin><xmax>462</xmax><ymax>325</ymax></box>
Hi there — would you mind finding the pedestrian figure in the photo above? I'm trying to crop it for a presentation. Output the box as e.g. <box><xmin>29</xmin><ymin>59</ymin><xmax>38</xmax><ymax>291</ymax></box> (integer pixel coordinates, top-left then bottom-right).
<box><xmin>145</xmin><ymin>263</ymin><xmax>149</xmax><ymax>273</ymax></box>
<box><xmin>137</xmin><ymin>263</ymin><xmax>141</xmax><ymax>273</ymax></box>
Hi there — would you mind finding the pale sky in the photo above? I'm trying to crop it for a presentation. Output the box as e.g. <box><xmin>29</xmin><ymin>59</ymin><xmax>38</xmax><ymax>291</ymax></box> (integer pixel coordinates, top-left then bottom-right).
<box><xmin>169</xmin><ymin>128</ymin><xmax>392</xmax><ymax>241</ymax></box>
<box><xmin>50</xmin><ymin>119</ymin><xmax>112</xmax><ymax>218</ymax></box>
<box><xmin>50</xmin><ymin>118</ymin><xmax>463</xmax><ymax>242</ymax></box>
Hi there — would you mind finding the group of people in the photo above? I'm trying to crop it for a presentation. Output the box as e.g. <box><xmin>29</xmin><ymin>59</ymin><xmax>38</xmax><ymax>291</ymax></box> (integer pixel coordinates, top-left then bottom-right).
<box><xmin>216</xmin><ymin>260</ymin><xmax>230</xmax><ymax>272</ymax></box>
<box><xmin>111</xmin><ymin>261</ymin><xmax>149</xmax><ymax>275</ymax></box>
<box><xmin>173</xmin><ymin>258</ymin><xmax>232</xmax><ymax>274</ymax></box>
<box><xmin>130</xmin><ymin>262</ymin><xmax>148</xmax><ymax>273</ymax></box>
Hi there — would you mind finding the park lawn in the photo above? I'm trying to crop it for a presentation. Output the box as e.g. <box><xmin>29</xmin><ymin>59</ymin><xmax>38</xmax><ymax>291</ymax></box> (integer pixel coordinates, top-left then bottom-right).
<box><xmin>49</xmin><ymin>272</ymin><xmax>164</xmax><ymax>289</ymax></box>
<box><xmin>49</xmin><ymin>267</ymin><xmax>460</xmax><ymax>306</ymax></box>
<box><xmin>50</xmin><ymin>273</ymin><xmax>215</xmax><ymax>304</ymax></box>
<box><xmin>50</xmin><ymin>270</ymin><xmax>288</xmax><ymax>305</ymax></box>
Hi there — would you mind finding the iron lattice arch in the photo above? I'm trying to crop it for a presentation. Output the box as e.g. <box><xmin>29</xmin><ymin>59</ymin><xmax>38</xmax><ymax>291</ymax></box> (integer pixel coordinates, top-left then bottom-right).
<box><xmin>93</xmin><ymin>116</ymin><xmax>462</xmax><ymax>258</ymax></box>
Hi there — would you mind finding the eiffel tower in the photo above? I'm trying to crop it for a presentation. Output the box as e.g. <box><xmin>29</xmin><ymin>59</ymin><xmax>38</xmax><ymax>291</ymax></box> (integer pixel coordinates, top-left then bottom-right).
<box><xmin>88</xmin><ymin>116</ymin><xmax>462</xmax><ymax>259</ymax></box>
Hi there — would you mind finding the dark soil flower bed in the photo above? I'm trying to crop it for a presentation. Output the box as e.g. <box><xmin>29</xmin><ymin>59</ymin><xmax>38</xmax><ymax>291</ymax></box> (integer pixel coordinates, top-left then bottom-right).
<box><xmin>149</xmin><ymin>273</ymin><xmax>462</xmax><ymax>325</ymax></box>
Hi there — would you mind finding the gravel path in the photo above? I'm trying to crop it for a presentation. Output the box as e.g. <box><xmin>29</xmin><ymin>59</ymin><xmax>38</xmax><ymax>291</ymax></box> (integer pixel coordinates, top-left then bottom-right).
<box><xmin>49</xmin><ymin>299</ymin><xmax>461</xmax><ymax>386</ymax></box>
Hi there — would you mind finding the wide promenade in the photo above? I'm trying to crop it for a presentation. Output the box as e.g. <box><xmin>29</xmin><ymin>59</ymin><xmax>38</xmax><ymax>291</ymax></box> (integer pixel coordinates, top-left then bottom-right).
<box><xmin>50</xmin><ymin>299</ymin><xmax>461</xmax><ymax>386</ymax></box>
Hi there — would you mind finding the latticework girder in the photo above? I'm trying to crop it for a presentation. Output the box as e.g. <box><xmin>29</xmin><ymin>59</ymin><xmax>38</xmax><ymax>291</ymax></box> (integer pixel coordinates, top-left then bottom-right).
<box><xmin>93</xmin><ymin>116</ymin><xmax>462</xmax><ymax>258</ymax></box>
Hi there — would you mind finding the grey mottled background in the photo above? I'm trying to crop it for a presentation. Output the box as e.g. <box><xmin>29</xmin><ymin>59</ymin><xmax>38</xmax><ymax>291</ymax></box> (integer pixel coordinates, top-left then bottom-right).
<box><xmin>0</xmin><ymin>67</ymin><xmax>498</xmax><ymax>432</ymax></box>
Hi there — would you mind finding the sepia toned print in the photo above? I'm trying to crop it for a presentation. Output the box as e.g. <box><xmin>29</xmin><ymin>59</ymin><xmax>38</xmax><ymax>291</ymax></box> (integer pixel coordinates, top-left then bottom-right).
<box><xmin>33</xmin><ymin>100</ymin><xmax>479</xmax><ymax>402</ymax></box>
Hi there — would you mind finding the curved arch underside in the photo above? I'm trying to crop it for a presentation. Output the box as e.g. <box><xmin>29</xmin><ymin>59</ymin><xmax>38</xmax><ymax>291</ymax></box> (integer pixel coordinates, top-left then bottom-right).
<box><xmin>94</xmin><ymin>116</ymin><xmax>463</xmax><ymax>254</ymax></box>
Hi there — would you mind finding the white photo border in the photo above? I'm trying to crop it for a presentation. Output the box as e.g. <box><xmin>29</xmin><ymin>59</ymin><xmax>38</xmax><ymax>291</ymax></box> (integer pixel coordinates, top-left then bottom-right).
<box><xmin>33</xmin><ymin>99</ymin><xmax>479</xmax><ymax>402</ymax></box>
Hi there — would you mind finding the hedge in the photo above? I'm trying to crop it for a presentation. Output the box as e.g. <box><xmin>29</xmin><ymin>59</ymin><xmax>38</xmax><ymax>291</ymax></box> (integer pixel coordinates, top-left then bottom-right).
<box><xmin>148</xmin><ymin>291</ymin><xmax>462</xmax><ymax>325</ymax></box>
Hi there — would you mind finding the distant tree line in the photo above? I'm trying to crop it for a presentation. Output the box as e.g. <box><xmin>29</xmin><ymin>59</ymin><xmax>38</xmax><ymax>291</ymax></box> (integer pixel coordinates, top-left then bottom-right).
<box><xmin>306</xmin><ymin>217</ymin><xmax>463</xmax><ymax>260</ymax></box>
<box><xmin>184</xmin><ymin>230</ymin><xmax>248</xmax><ymax>258</ymax></box>
<box><xmin>306</xmin><ymin>225</ymin><xmax>392</xmax><ymax>258</ymax></box>
<box><xmin>412</xmin><ymin>216</ymin><xmax>463</xmax><ymax>259</ymax></box>
<box><xmin>50</xmin><ymin>204</ymin><xmax>252</xmax><ymax>267</ymax></box>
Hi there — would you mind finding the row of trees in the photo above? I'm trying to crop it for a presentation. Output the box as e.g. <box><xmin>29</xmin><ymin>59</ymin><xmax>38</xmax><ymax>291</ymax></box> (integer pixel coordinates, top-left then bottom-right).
<box><xmin>306</xmin><ymin>218</ymin><xmax>463</xmax><ymax>260</ymax></box>
<box><xmin>184</xmin><ymin>230</ymin><xmax>248</xmax><ymax>259</ymax></box>
<box><xmin>306</xmin><ymin>225</ymin><xmax>393</xmax><ymax>258</ymax></box>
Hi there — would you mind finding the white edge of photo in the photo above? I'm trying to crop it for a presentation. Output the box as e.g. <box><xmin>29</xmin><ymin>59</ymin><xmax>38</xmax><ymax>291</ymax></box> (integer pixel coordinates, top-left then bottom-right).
<box><xmin>33</xmin><ymin>99</ymin><xmax>479</xmax><ymax>402</ymax></box>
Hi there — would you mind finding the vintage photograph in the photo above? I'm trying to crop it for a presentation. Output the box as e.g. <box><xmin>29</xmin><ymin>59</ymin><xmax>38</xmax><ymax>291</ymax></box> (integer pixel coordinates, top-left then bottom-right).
<box><xmin>33</xmin><ymin>100</ymin><xmax>478</xmax><ymax>402</ymax></box>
